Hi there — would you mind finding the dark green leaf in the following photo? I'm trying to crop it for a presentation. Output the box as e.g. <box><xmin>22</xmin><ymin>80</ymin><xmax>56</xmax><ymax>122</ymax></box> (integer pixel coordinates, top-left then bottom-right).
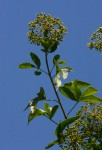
<box><xmin>19</xmin><ymin>62</ymin><xmax>35</xmax><ymax>69</ymax></box>
<box><xmin>30</xmin><ymin>52</ymin><xmax>41</xmax><ymax>68</ymax></box>
<box><xmin>34</xmin><ymin>71</ymin><xmax>41</xmax><ymax>76</ymax></box>
<box><xmin>37</xmin><ymin>87</ymin><xmax>46</xmax><ymax>99</ymax></box>
<box><xmin>31</xmin><ymin>87</ymin><xmax>46</xmax><ymax>106</ymax></box>
<box><xmin>59</xmin><ymin>86</ymin><xmax>77</xmax><ymax>101</ymax></box>
<box><xmin>24</xmin><ymin>104</ymin><xmax>30</xmax><ymax>111</ymax></box>
<box><xmin>55</xmin><ymin>116</ymin><xmax>80</xmax><ymax>138</ymax></box>
<box><xmin>50</xmin><ymin>105</ymin><xmax>59</xmax><ymax>119</ymax></box>
<box><xmin>82</xmin><ymin>87</ymin><xmax>98</xmax><ymax>97</ymax></box>
<box><xmin>45</xmin><ymin>140</ymin><xmax>58</xmax><ymax>149</ymax></box>
<box><xmin>53</xmin><ymin>54</ymin><xmax>60</xmax><ymax>64</ymax></box>
<box><xmin>87</xmin><ymin>118</ymin><xmax>91</xmax><ymax>123</ymax></box>
<box><xmin>80</xmin><ymin>95</ymin><xmax>102</xmax><ymax>103</ymax></box>
<box><xmin>50</xmin><ymin>42</ymin><xmax>59</xmax><ymax>53</ymax></box>
<box><xmin>28</xmin><ymin>108</ymin><xmax>45</xmax><ymax>124</ymax></box>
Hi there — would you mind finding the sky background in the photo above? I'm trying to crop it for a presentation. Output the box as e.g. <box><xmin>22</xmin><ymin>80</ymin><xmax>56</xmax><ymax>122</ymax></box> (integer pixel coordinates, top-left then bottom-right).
<box><xmin>0</xmin><ymin>0</ymin><xmax>102</xmax><ymax>150</ymax></box>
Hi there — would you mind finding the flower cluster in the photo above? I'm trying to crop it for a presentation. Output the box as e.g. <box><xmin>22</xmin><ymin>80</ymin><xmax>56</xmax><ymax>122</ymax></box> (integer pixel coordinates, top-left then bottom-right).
<box><xmin>54</xmin><ymin>68</ymin><xmax>69</xmax><ymax>89</ymax></box>
<box><xmin>87</xmin><ymin>27</ymin><xmax>102</xmax><ymax>52</ymax></box>
<box><xmin>27</xmin><ymin>13</ymin><xmax>67</xmax><ymax>48</ymax></box>
<box><xmin>59</xmin><ymin>103</ymin><xmax>102</xmax><ymax>150</ymax></box>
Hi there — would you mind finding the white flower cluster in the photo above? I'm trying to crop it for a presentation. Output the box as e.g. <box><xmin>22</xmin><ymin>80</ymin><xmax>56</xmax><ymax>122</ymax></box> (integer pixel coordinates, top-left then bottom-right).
<box><xmin>29</xmin><ymin>101</ymin><xmax>35</xmax><ymax>114</ymax></box>
<box><xmin>54</xmin><ymin>68</ymin><xmax>69</xmax><ymax>89</ymax></box>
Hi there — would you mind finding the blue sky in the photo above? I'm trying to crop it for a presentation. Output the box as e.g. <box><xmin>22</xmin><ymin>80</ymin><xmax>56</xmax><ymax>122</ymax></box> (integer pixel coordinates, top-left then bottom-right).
<box><xmin>0</xmin><ymin>0</ymin><xmax>102</xmax><ymax>150</ymax></box>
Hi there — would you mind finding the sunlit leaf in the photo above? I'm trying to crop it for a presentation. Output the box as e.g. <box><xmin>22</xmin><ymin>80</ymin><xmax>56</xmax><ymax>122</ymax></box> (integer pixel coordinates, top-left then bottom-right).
<box><xmin>19</xmin><ymin>62</ymin><xmax>35</xmax><ymax>69</ymax></box>
<box><xmin>45</xmin><ymin>140</ymin><xmax>58</xmax><ymax>149</ymax></box>
<box><xmin>80</xmin><ymin>95</ymin><xmax>102</xmax><ymax>103</ymax></box>
<box><xmin>82</xmin><ymin>87</ymin><xmax>98</xmax><ymax>97</ymax></box>
<box><xmin>44</xmin><ymin>102</ymin><xmax>52</xmax><ymax>116</ymax></box>
<box><xmin>75</xmin><ymin>80</ymin><xmax>91</xmax><ymax>89</ymax></box>
<box><xmin>64</xmin><ymin>80</ymin><xmax>91</xmax><ymax>90</ymax></box>
<box><xmin>50</xmin><ymin>105</ymin><xmax>59</xmax><ymax>119</ymax></box>
<box><xmin>30</xmin><ymin>52</ymin><xmax>41</xmax><ymax>68</ymax></box>
<box><xmin>28</xmin><ymin>108</ymin><xmax>46</xmax><ymax>124</ymax></box>
<box><xmin>57</xmin><ymin>60</ymin><xmax>66</xmax><ymax>65</ymax></box>
<box><xmin>59</xmin><ymin>86</ymin><xmax>77</xmax><ymax>101</ymax></box>
<box><xmin>55</xmin><ymin>116</ymin><xmax>80</xmax><ymax>138</ymax></box>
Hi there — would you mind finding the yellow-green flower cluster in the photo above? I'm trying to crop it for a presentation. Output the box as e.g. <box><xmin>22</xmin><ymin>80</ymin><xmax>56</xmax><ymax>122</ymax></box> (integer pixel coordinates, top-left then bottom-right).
<box><xmin>59</xmin><ymin>103</ymin><xmax>102</xmax><ymax>150</ymax></box>
<box><xmin>87</xmin><ymin>27</ymin><xmax>102</xmax><ymax>52</ymax></box>
<box><xmin>27</xmin><ymin>13</ymin><xmax>67</xmax><ymax>47</ymax></box>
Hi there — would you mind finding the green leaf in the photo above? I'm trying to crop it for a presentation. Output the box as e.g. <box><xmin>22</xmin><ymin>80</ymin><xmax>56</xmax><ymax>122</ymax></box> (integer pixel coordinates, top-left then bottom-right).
<box><xmin>50</xmin><ymin>42</ymin><xmax>59</xmax><ymax>53</ymax></box>
<box><xmin>24</xmin><ymin>104</ymin><xmax>30</xmax><ymax>111</ymax></box>
<box><xmin>80</xmin><ymin>95</ymin><xmax>102</xmax><ymax>103</ymax></box>
<box><xmin>82</xmin><ymin>87</ymin><xmax>98</xmax><ymax>97</ymax></box>
<box><xmin>30</xmin><ymin>52</ymin><xmax>41</xmax><ymax>68</ymax></box>
<box><xmin>74</xmin><ymin>80</ymin><xmax>91</xmax><ymax>89</ymax></box>
<box><xmin>34</xmin><ymin>71</ymin><xmax>41</xmax><ymax>75</ymax></box>
<box><xmin>37</xmin><ymin>87</ymin><xmax>46</xmax><ymax>99</ymax></box>
<box><xmin>64</xmin><ymin>80</ymin><xmax>91</xmax><ymax>90</ymax></box>
<box><xmin>45</xmin><ymin>140</ymin><xmax>58</xmax><ymax>149</ymax></box>
<box><xmin>19</xmin><ymin>62</ymin><xmax>35</xmax><ymax>69</ymax></box>
<box><xmin>55</xmin><ymin>116</ymin><xmax>80</xmax><ymax>138</ymax></box>
<box><xmin>44</xmin><ymin>102</ymin><xmax>52</xmax><ymax>116</ymax></box>
<box><xmin>64</xmin><ymin>80</ymin><xmax>82</xmax><ymax>100</ymax></box>
<box><xmin>59</xmin><ymin>86</ymin><xmax>77</xmax><ymax>101</ymax></box>
<box><xmin>61</xmin><ymin>67</ymin><xmax>73</xmax><ymax>72</ymax></box>
<box><xmin>57</xmin><ymin>60</ymin><xmax>66</xmax><ymax>65</ymax></box>
<box><xmin>30</xmin><ymin>87</ymin><xmax>46</xmax><ymax>106</ymax></box>
<box><xmin>28</xmin><ymin>108</ymin><xmax>45</xmax><ymax>124</ymax></box>
<box><xmin>50</xmin><ymin>105</ymin><xmax>59</xmax><ymax>119</ymax></box>
<box><xmin>53</xmin><ymin>54</ymin><xmax>60</xmax><ymax>65</ymax></box>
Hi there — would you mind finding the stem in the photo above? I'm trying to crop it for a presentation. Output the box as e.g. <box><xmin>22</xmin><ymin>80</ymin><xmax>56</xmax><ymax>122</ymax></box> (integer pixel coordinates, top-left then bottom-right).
<box><xmin>34</xmin><ymin>66</ymin><xmax>48</xmax><ymax>75</ymax></box>
<box><xmin>67</xmin><ymin>102</ymin><xmax>79</xmax><ymax>117</ymax></box>
<box><xmin>46</xmin><ymin>99</ymin><xmax>58</xmax><ymax>103</ymax></box>
<box><xmin>45</xmin><ymin>115</ymin><xmax>58</xmax><ymax>125</ymax></box>
<box><xmin>51</xmin><ymin>64</ymin><xmax>55</xmax><ymax>73</ymax></box>
<box><xmin>39</xmin><ymin>68</ymin><xmax>48</xmax><ymax>75</ymax></box>
<box><xmin>45</xmin><ymin>52</ymin><xmax>67</xmax><ymax>119</ymax></box>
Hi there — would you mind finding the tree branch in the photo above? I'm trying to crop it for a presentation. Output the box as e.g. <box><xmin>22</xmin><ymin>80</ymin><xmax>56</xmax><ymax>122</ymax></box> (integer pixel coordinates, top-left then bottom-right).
<box><xmin>45</xmin><ymin>52</ymin><xmax>67</xmax><ymax>119</ymax></box>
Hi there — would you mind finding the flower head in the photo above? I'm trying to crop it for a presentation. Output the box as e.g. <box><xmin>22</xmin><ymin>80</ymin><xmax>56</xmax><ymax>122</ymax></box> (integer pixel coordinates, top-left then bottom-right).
<box><xmin>27</xmin><ymin>13</ymin><xmax>67</xmax><ymax>48</ymax></box>
<box><xmin>54</xmin><ymin>68</ymin><xmax>69</xmax><ymax>89</ymax></box>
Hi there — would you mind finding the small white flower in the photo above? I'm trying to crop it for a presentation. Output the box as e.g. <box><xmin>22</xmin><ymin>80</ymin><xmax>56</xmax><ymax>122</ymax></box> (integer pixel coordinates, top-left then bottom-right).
<box><xmin>61</xmin><ymin>68</ymin><xmax>68</xmax><ymax>79</ymax></box>
<box><xmin>54</xmin><ymin>74</ymin><xmax>62</xmax><ymax>88</ymax></box>
<box><xmin>30</xmin><ymin>106</ymin><xmax>35</xmax><ymax>114</ymax></box>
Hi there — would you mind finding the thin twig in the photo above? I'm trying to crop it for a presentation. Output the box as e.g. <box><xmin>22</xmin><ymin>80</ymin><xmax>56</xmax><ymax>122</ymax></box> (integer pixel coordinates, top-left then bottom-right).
<box><xmin>44</xmin><ymin>114</ymin><xmax>58</xmax><ymax>125</ymax></box>
<box><xmin>67</xmin><ymin>102</ymin><xmax>79</xmax><ymax>117</ymax></box>
<box><xmin>46</xmin><ymin>99</ymin><xmax>58</xmax><ymax>103</ymax></box>
<box><xmin>34</xmin><ymin>65</ymin><xmax>48</xmax><ymax>75</ymax></box>
<box><xmin>45</xmin><ymin>52</ymin><xmax>67</xmax><ymax>119</ymax></box>
<box><xmin>51</xmin><ymin>64</ymin><xmax>55</xmax><ymax>73</ymax></box>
